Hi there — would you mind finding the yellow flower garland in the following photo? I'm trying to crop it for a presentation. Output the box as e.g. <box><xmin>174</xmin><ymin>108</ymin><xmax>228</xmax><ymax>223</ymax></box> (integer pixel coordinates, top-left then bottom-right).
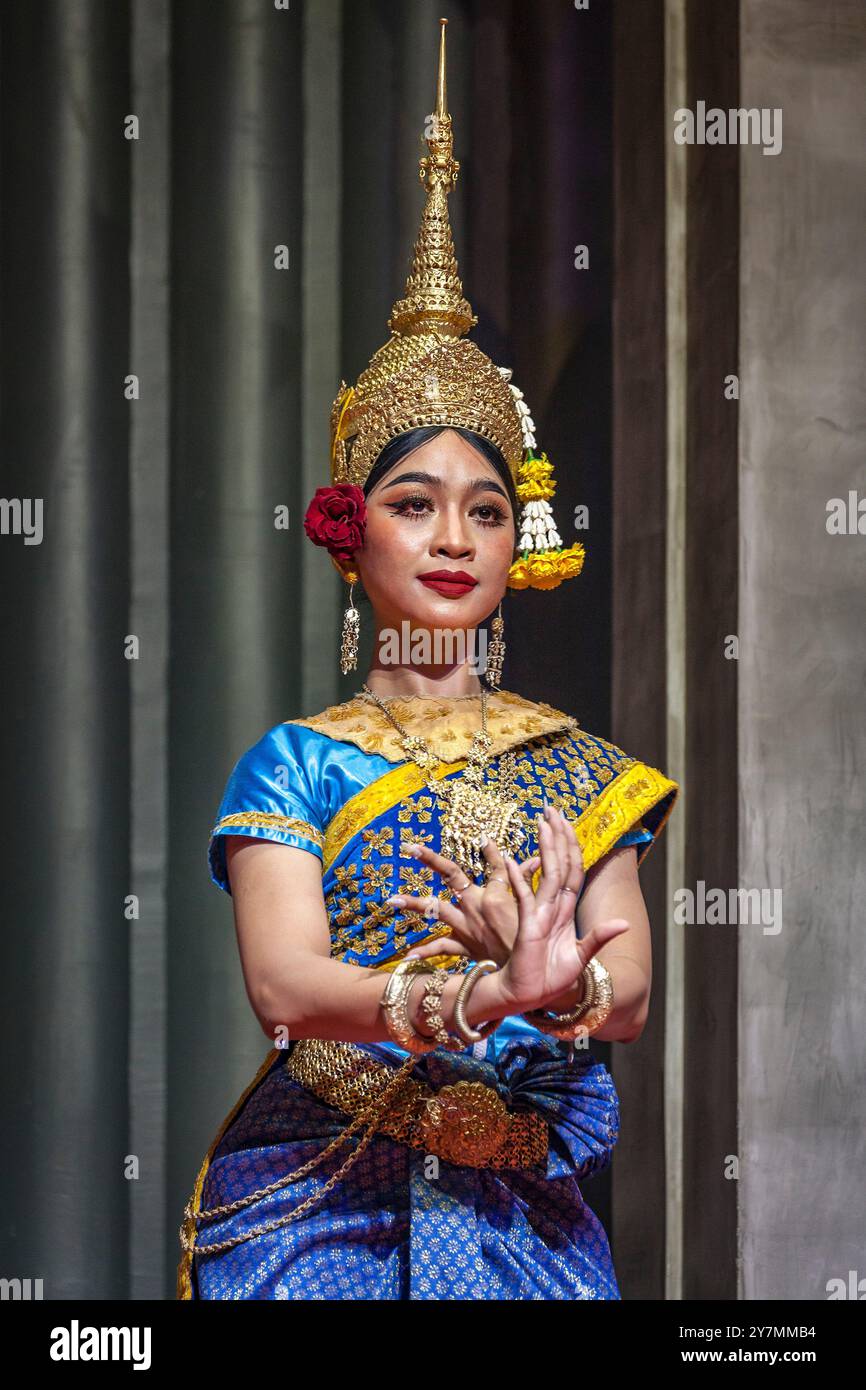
<box><xmin>507</xmin><ymin>452</ymin><xmax>586</xmax><ymax>590</ymax></box>
<box><xmin>515</xmin><ymin>454</ymin><xmax>557</xmax><ymax>502</ymax></box>
<box><xmin>507</xmin><ymin>541</ymin><xmax>586</xmax><ymax>591</ymax></box>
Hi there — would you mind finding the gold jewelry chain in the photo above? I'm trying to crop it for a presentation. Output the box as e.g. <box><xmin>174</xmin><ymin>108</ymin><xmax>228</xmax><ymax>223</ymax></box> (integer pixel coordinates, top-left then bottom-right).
<box><xmin>360</xmin><ymin>680</ymin><xmax>490</xmax><ymax>768</ymax></box>
<box><xmin>182</xmin><ymin>1051</ymin><xmax>417</xmax><ymax>1259</ymax></box>
<box><xmin>360</xmin><ymin>682</ymin><xmax>526</xmax><ymax>880</ymax></box>
<box><xmin>185</xmin><ymin>962</ymin><xmax>500</xmax><ymax>1256</ymax></box>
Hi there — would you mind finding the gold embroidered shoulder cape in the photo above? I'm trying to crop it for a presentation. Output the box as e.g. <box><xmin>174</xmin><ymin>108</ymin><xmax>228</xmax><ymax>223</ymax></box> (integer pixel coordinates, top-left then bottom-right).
<box><xmin>206</xmin><ymin>687</ymin><xmax>678</xmax><ymax>971</ymax></box>
<box><xmin>289</xmin><ymin>688</ymin><xmax>678</xmax><ymax>893</ymax></box>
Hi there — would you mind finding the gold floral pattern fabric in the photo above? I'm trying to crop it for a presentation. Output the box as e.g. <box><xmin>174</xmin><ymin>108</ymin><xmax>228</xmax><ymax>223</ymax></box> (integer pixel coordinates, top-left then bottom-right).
<box><xmin>206</xmin><ymin>693</ymin><xmax>677</xmax><ymax>977</ymax></box>
<box><xmin>320</xmin><ymin>724</ymin><xmax>676</xmax><ymax>974</ymax></box>
<box><xmin>289</xmin><ymin>687</ymin><xmax>579</xmax><ymax>764</ymax></box>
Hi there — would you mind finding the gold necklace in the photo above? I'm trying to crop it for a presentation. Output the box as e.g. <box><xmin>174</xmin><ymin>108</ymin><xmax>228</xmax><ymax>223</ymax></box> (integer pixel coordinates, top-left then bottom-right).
<box><xmin>360</xmin><ymin>683</ymin><xmax>526</xmax><ymax>881</ymax></box>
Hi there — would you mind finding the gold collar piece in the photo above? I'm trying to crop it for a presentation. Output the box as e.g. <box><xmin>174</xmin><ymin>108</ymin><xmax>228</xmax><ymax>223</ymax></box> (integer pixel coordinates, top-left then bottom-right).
<box><xmin>288</xmin><ymin>689</ymin><xmax>578</xmax><ymax>764</ymax></box>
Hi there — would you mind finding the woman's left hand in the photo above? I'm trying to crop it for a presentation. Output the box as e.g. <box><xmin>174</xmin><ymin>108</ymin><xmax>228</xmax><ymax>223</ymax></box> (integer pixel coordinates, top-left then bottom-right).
<box><xmin>385</xmin><ymin>804</ymin><xmax>581</xmax><ymax>968</ymax></box>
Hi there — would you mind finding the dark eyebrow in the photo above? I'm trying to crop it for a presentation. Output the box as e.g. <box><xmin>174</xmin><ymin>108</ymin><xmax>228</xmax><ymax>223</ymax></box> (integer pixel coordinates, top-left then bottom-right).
<box><xmin>467</xmin><ymin>478</ymin><xmax>508</xmax><ymax>500</ymax></box>
<box><xmin>383</xmin><ymin>469</ymin><xmax>444</xmax><ymax>492</ymax></box>
<box><xmin>380</xmin><ymin>469</ymin><xmax>509</xmax><ymax>502</ymax></box>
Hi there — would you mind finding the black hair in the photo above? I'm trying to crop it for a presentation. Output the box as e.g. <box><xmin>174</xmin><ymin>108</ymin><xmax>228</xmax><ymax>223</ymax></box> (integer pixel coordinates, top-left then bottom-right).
<box><xmin>361</xmin><ymin>426</ymin><xmax>520</xmax><ymax>525</ymax></box>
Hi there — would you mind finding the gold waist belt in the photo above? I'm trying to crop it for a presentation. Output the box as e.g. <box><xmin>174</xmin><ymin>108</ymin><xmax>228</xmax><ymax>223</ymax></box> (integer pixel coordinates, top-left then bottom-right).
<box><xmin>284</xmin><ymin>1038</ymin><xmax>548</xmax><ymax>1170</ymax></box>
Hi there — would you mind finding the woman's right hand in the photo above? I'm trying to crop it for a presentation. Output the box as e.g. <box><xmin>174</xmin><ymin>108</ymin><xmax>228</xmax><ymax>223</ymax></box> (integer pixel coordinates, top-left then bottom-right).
<box><xmin>388</xmin><ymin>834</ymin><xmax>541</xmax><ymax>969</ymax></box>
<box><xmin>491</xmin><ymin>805</ymin><xmax>631</xmax><ymax>1014</ymax></box>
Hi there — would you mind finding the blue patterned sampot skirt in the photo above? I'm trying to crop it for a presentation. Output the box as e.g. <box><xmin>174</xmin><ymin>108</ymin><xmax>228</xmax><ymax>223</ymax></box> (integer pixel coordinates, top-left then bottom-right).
<box><xmin>182</xmin><ymin>1035</ymin><xmax>621</xmax><ymax>1300</ymax></box>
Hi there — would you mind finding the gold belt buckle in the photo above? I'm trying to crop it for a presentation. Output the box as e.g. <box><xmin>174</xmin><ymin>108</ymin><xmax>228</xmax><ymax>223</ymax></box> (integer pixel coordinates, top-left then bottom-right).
<box><xmin>416</xmin><ymin>1079</ymin><xmax>510</xmax><ymax>1165</ymax></box>
<box><xmin>285</xmin><ymin>1039</ymin><xmax>548</xmax><ymax>1169</ymax></box>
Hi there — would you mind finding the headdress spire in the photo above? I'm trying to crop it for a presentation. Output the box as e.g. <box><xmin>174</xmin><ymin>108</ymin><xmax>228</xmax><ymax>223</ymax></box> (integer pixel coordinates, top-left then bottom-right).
<box><xmin>388</xmin><ymin>18</ymin><xmax>476</xmax><ymax>339</ymax></box>
<box><xmin>321</xmin><ymin>16</ymin><xmax>586</xmax><ymax>591</ymax></box>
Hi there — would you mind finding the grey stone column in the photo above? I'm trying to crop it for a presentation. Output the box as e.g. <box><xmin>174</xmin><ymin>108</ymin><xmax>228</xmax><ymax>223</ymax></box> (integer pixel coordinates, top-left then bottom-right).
<box><xmin>739</xmin><ymin>0</ymin><xmax>866</xmax><ymax>1299</ymax></box>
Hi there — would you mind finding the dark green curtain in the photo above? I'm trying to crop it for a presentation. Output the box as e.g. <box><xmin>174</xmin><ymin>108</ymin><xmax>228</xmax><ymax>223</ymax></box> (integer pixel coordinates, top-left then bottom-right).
<box><xmin>0</xmin><ymin>0</ymin><xmax>617</xmax><ymax>1299</ymax></box>
<box><xmin>166</xmin><ymin>0</ymin><xmax>306</xmax><ymax>1299</ymax></box>
<box><xmin>0</xmin><ymin>0</ymin><xmax>132</xmax><ymax>1299</ymax></box>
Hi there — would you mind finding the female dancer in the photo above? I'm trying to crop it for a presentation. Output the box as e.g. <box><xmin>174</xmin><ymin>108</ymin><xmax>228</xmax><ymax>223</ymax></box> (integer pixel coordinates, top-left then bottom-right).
<box><xmin>177</xmin><ymin>20</ymin><xmax>677</xmax><ymax>1301</ymax></box>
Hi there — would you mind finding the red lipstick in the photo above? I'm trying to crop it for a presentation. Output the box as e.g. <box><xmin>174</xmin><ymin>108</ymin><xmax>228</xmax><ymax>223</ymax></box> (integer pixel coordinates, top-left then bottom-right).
<box><xmin>417</xmin><ymin>569</ymin><xmax>478</xmax><ymax>597</ymax></box>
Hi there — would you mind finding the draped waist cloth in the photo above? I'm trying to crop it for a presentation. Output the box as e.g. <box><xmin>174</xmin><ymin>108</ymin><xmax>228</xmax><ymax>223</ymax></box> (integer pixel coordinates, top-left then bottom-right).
<box><xmin>182</xmin><ymin>1036</ymin><xmax>624</xmax><ymax>1300</ymax></box>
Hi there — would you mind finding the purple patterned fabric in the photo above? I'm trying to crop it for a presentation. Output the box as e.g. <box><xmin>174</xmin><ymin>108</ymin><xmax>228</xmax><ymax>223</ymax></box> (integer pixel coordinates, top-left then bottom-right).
<box><xmin>189</xmin><ymin>1035</ymin><xmax>620</xmax><ymax>1300</ymax></box>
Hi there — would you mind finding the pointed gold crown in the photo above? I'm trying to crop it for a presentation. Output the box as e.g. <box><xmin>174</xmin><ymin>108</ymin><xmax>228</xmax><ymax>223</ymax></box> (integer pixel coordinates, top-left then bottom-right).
<box><xmin>329</xmin><ymin>19</ymin><xmax>521</xmax><ymax>487</ymax></box>
<box><xmin>327</xmin><ymin>17</ymin><xmax>585</xmax><ymax>591</ymax></box>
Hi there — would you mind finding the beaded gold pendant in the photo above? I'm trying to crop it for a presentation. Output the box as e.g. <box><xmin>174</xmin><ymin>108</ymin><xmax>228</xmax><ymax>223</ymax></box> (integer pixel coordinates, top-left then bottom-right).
<box><xmin>401</xmin><ymin>730</ymin><xmax>526</xmax><ymax>881</ymax></box>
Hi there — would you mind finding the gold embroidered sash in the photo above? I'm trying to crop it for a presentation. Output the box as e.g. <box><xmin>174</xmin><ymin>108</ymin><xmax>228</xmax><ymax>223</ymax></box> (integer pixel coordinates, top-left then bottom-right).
<box><xmin>320</xmin><ymin>741</ymin><xmax>678</xmax><ymax>973</ymax></box>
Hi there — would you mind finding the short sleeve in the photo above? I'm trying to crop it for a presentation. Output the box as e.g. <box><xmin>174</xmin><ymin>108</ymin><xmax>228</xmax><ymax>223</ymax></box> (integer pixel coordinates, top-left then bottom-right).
<box><xmin>208</xmin><ymin>723</ymin><xmax>325</xmax><ymax>895</ymax></box>
<box><xmin>612</xmin><ymin>819</ymin><xmax>653</xmax><ymax>852</ymax></box>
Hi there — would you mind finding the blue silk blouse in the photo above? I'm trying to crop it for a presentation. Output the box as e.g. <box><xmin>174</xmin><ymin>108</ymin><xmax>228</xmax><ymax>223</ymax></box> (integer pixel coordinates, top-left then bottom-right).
<box><xmin>208</xmin><ymin>721</ymin><xmax>653</xmax><ymax>1061</ymax></box>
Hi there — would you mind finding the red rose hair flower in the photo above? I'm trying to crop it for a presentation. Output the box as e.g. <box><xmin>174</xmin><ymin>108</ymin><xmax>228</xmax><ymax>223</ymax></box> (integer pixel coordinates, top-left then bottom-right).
<box><xmin>303</xmin><ymin>483</ymin><xmax>367</xmax><ymax>563</ymax></box>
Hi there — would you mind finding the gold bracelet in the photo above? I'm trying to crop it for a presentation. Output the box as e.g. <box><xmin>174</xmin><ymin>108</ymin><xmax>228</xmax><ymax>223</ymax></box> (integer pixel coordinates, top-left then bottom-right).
<box><xmin>380</xmin><ymin>959</ymin><xmax>439</xmax><ymax>1053</ymax></box>
<box><xmin>578</xmin><ymin>958</ymin><xmax>614</xmax><ymax>1034</ymax></box>
<box><xmin>452</xmin><ymin>960</ymin><xmax>501</xmax><ymax>1045</ymax></box>
<box><xmin>521</xmin><ymin>958</ymin><xmax>614</xmax><ymax>1040</ymax></box>
<box><xmin>419</xmin><ymin>968</ymin><xmax>465</xmax><ymax>1052</ymax></box>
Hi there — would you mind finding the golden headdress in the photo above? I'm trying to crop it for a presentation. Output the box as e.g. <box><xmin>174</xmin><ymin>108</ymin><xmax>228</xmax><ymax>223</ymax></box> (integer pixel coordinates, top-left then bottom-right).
<box><xmin>328</xmin><ymin>18</ymin><xmax>585</xmax><ymax>592</ymax></box>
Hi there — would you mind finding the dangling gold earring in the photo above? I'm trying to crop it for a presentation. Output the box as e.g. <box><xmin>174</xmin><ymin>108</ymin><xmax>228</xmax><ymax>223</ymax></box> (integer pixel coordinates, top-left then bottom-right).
<box><xmin>340</xmin><ymin>579</ymin><xmax>360</xmax><ymax>674</ymax></box>
<box><xmin>486</xmin><ymin>598</ymin><xmax>506</xmax><ymax>689</ymax></box>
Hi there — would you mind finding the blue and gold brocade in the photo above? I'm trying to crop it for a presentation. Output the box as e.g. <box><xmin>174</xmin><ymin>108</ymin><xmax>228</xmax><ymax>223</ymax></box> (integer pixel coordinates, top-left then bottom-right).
<box><xmin>180</xmin><ymin>690</ymin><xmax>678</xmax><ymax>1300</ymax></box>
